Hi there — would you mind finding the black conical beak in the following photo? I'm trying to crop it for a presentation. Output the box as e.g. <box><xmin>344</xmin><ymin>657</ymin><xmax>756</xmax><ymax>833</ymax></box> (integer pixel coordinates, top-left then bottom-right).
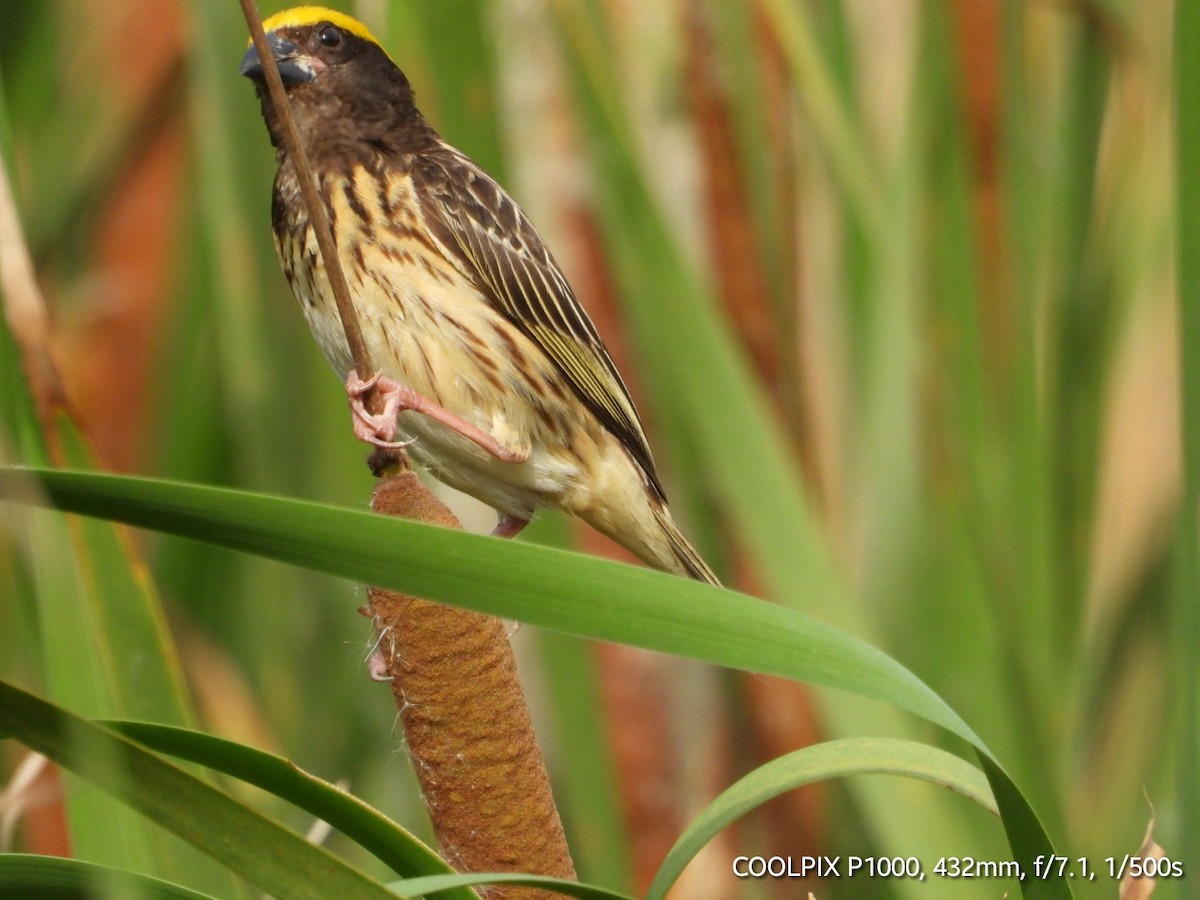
<box><xmin>239</xmin><ymin>33</ymin><xmax>317</xmax><ymax>86</ymax></box>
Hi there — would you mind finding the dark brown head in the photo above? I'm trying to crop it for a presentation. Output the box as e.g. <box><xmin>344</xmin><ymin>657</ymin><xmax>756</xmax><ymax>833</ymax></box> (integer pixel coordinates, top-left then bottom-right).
<box><xmin>239</xmin><ymin>7</ymin><xmax>434</xmax><ymax>155</ymax></box>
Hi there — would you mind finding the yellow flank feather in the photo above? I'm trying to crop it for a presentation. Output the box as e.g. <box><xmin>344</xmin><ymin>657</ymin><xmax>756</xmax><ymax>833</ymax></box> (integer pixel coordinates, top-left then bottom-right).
<box><xmin>257</xmin><ymin>6</ymin><xmax>382</xmax><ymax>48</ymax></box>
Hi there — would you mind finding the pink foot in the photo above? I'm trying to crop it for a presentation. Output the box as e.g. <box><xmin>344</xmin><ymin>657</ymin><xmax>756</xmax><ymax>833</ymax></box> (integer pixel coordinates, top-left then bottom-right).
<box><xmin>345</xmin><ymin>371</ymin><xmax>528</xmax><ymax>463</ymax></box>
<box><xmin>346</xmin><ymin>371</ymin><xmax>415</xmax><ymax>450</ymax></box>
<box><xmin>492</xmin><ymin>514</ymin><xmax>530</xmax><ymax>539</ymax></box>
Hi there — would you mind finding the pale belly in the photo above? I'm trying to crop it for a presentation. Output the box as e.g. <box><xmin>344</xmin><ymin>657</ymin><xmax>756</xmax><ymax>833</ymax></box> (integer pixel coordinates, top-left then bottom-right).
<box><xmin>287</xmin><ymin>243</ymin><xmax>594</xmax><ymax>519</ymax></box>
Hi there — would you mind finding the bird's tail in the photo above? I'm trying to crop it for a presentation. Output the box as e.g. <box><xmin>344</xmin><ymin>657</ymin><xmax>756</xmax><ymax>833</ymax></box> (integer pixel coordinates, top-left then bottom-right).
<box><xmin>579</xmin><ymin>484</ymin><xmax>721</xmax><ymax>586</ymax></box>
<box><xmin>647</xmin><ymin>502</ymin><xmax>722</xmax><ymax>586</ymax></box>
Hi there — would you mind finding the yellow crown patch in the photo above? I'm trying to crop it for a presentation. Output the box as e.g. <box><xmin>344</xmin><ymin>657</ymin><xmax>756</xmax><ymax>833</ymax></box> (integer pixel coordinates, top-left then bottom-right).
<box><xmin>256</xmin><ymin>6</ymin><xmax>383</xmax><ymax>48</ymax></box>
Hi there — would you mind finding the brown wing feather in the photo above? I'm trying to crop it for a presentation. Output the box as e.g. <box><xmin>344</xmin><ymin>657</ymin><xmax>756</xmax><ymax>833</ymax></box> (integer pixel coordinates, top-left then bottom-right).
<box><xmin>412</xmin><ymin>144</ymin><xmax>666</xmax><ymax>500</ymax></box>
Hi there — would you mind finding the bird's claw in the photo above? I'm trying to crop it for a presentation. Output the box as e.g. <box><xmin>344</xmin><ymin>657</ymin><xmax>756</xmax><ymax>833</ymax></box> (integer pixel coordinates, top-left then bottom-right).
<box><xmin>346</xmin><ymin>370</ymin><xmax>416</xmax><ymax>449</ymax></box>
<box><xmin>344</xmin><ymin>369</ymin><xmax>525</xmax><ymax>463</ymax></box>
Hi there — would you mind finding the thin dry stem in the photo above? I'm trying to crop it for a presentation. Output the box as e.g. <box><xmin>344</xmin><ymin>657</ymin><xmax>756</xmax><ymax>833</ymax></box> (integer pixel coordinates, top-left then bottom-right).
<box><xmin>238</xmin><ymin>0</ymin><xmax>379</xmax><ymax>414</ymax></box>
<box><xmin>0</xmin><ymin>148</ymin><xmax>69</xmax><ymax>424</ymax></box>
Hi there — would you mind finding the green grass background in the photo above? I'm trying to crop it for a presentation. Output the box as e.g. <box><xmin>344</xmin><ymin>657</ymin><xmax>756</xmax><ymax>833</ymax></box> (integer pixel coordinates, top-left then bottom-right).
<box><xmin>0</xmin><ymin>1</ymin><xmax>1192</xmax><ymax>898</ymax></box>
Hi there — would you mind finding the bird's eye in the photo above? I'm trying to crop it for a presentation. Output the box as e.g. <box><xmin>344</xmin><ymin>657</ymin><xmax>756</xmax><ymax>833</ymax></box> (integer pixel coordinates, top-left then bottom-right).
<box><xmin>317</xmin><ymin>24</ymin><xmax>342</xmax><ymax>48</ymax></box>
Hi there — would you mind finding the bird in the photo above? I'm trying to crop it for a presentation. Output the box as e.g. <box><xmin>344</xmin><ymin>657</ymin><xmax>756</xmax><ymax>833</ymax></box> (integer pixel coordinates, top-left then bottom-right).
<box><xmin>240</xmin><ymin>6</ymin><xmax>719</xmax><ymax>585</ymax></box>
